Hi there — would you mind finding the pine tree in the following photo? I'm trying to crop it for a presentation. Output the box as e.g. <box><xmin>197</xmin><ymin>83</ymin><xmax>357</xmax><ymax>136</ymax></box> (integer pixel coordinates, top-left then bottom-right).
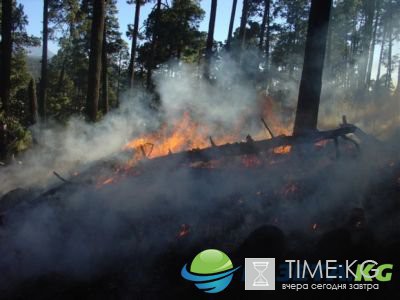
<box><xmin>226</xmin><ymin>0</ymin><xmax>237</xmax><ymax>50</ymax></box>
<box><xmin>86</xmin><ymin>0</ymin><xmax>107</xmax><ymax>121</ymax></box>
<box><xmin>146</xmin><ymin>0</ymin><xmax>162</xmax><ymax>89</ymax></box>
<box><xmin>28</xmin><ymin>77</ymin><xmax>39</xmax><ymax>125</ymax></box>
<box><xmin>204</xmin><ymin>0</ymin><xmax>217</xmax><ymax>80</ymax></box>
<box><xmin>293</xmin><ymin>0</ymin><xmax>332</xmax><ymax>135</ymax></box>
<box><xmin>1</xmin><ymin>0</ymin><xmax>12</xmax><ymax>114</ymax></box>
<box><xmin>39</xmin><ymin>0</ymin><xmax>49</xmax><ymax>122</ymax></box>
<box><xmin>127</xmin><ymin>0</ymin><xmax>143</xmax><ymax>88</ymax></box>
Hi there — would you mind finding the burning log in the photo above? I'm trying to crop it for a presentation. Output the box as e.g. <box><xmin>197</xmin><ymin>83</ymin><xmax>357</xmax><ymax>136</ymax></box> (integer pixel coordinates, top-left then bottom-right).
<box><xmin>145</xmin><ymin>124</ymin><xmax>358</xmax><ymax>166</ymax></box>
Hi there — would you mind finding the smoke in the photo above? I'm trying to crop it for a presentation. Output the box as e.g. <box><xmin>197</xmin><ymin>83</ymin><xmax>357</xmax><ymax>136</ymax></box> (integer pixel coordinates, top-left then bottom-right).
<box><xmin>0</xmin><ymin>55</ymin><xmax>264</xmax><ymax>196</ymax></box>
<box><xmin>0</xmin><ymin>53</ymin><xmax>399</xmax><ymax>293</ymax></box>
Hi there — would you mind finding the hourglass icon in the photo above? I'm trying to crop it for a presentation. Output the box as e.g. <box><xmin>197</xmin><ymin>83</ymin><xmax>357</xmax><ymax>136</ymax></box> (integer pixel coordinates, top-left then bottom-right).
<box><xmin>252</xmin><ymin>261</ymin><xmax>269</xmax><ymax>286</ymax></box>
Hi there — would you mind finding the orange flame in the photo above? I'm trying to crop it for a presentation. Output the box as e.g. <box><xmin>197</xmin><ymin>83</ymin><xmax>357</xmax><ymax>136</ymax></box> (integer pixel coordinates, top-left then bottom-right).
<box><xmin>273</xmin><ymin>145</ymin><xmax>292</xmax><ymax>154</ymax></box>
<box><xmin>123</xmin><ymin>112</ymin><xmax>215</xmax><ymax>158</ymax></box>
<box><xmin>97</xmin><ymin>95</ymin><xmax>294</xmax><ymax>186</ymax></box>
<box><xmin>177</xmin><ymin>224</ymin><xmax>190</xmax><ymax>238</ymax></box>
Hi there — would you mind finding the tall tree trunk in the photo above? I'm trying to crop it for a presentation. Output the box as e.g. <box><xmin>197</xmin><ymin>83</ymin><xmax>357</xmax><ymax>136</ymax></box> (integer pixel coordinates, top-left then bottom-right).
<box><xmin>57</xmin><ymin>57</ymin><xmax>67</xmax><ymax>91</ymax></box>
<box><xmin>39</xmin><ymin>0</ymin><xmax>49</xmax><ymax>122</ymax></box>
<box><xmin>366</xmin><ymin>4</ymin><xmax>380</xmax><ymax>89</ymax></box>
<box><xmin>348</xmin><ymin>16</ymin><xmax>358</xmax><ymax>90</ymax></box>
<box><xmin>238</xmin><ymin>0</ymin><xmax>249</xmax><ymax>50</ymax></box>
<box><xmin>101</xmin><ymin>21</ymin><xmax>109</xmax><ymax>115</ymax></box>
<box><xmin>86</xmin><ymin>0</ymin><xmax>106</xmax><ymax>122</ymax></box>
<box><xmin>116</xmin><ymin>51</ymin><xmax>122</xmax><ymax>107</ymax></box>
<box><xmin>265</xmin><ymin>1</ymin><xmax>271</xmax><ymax>76</ymax></box>
<box><xmin>293</xmin><ymin>0</ymin><xmax>332</xmax><ymax>136</ymax></box>
<box><xmin>0</xmin><ymin>0</ymin><xmax>12</xmax><ymax>114</ymax></box>
<box><xmin>386</xmin><ymin>19</ymin><xmax>393</xmax><ymax>88</ymax></box>
<box><xmin>128</xmin><ymin>0</ymin><xmax>141</xmax><ymax>89</ymax></box>
<box><xmin>28</xmin><ymin>78</ymin><xmax>39</xmax><ymax>125</ymax></box>
<box><xmin>226</xmin><ymin>0</ymin><xmax>237</xmax><ymax>50</ymax></box>
<box><xmin>146</xmin><ymin>0</ymin><xmax>162</xmax><ymax>90</ymax></box>
<box><xmin>395</xmin><ymin>62</ymin><xmax>400</xmax><ymax>97</ymax></box>
<box><xmin>375</xmin><ymin>25</ymin><xmax>386</xmax><ymax>89</ymax></box>
<box><xmin>358</xmin><ymin>0</ymin><xmax>375</xmax><ymax>90</ymax></box>
<box><xmin>325</xmin><ymin>17</ymin><xmax>332</xmax><ymax>75</ymax></box>
<box><xmin>204</xmin><ymin>0</ymin><xmax>217</xmax><ymax>80</ymax></box>
<box><xmin>258</xmin><ymin>0</ymin><xmax>270</xmax><ymax>51</ymax></box>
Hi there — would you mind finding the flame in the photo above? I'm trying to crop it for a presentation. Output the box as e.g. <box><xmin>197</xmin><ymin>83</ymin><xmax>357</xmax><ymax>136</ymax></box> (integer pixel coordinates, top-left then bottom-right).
<box><xmin>177</xmin><ymin>224</ymin><xmax>190</xmax><ymax>238</ymax></box>
<box><xmin>123</xmin><ymin>112</ymin><xmax>215</xmax><ymax>158</ymax></box>
<box><xmin>102</xmin><ymin>177</ymin><xmax>114</xmax><ymax>185</ymax></box>
<box><xmin>273</xmin><ymin>145</ymin><xmax>291</xmax><ymax>154</ymax></box>
<box><xmin>97</xmin><ymin>95</ymin><xmax>294</xmax><ymax>186</ymax></box>
<box><xmin>258</xmin><ymin>93</ymin><xmax>293</xmax><ymax>137</ymax></box>
<box><xmin>123</xmin><ymin>94</ymin><xmax>293</xmax><ymax>163</ymax></box>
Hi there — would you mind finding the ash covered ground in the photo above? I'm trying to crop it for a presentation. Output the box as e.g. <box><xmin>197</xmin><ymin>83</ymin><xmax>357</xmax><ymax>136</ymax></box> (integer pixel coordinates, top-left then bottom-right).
<box><xmin>0</xmin><ymin>130</ymin><xmax>399</xmax><ymax>299</ymax></box>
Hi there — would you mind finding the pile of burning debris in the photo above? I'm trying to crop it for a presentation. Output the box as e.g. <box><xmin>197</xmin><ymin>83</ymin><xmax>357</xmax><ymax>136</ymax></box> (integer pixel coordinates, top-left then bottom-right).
<box><xmin>91</xmin><ymin>115</ymin><xmax>362</xmax><ymax>188</ymax></box>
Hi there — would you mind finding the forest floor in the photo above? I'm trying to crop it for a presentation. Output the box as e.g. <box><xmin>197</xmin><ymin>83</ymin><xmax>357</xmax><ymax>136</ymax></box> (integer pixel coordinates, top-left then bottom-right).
<box><xmin>0</xmin><ymin>130</ymin><xmax>399</xmax><ymax>299</ymax></box>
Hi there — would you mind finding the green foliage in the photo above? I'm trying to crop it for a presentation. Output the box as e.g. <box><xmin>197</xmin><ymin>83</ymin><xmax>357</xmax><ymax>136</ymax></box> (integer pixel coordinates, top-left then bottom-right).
<box><xmin>138</xmin><ymin>0</ymin><xmax>205</xmax><ymax>70</ymax></box>
<box><xmin>1</xmin><ymin>0</ymin><xmax>400</xmax><ymax>160</ymax></box>
<box><xmin>5</xmin><ymin>2</ymin><xmax>37</xmax><ymax>126</ymax></box>
<box><xmin>0</xmin><ymin>113</ymin><xmax>32</xmax><ymax>159</ymax></box>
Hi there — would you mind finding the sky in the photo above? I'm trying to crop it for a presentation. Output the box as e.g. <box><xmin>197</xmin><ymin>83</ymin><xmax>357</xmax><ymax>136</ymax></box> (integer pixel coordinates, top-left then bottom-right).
<box><xmin>17</xmin><ymin>0</ymin><xmax>243</xmax><ymax>53</ymax></box>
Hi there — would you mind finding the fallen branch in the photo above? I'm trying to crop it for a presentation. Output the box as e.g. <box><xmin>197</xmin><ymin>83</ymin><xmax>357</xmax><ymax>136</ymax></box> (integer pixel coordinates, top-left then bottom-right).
<box><xmin>261</xmin><ymin>117</ymin><xmax>275</xmax><ymax>138</ymax></box>
<box><xmin>145</xmin><ymin>124</ymin><xmax>358</xmax><ymax>165</ymax></box>
<box><xmin>53</xmin><ymin>171</ymin><xmax>70</xmax><ymax>183</ymax></box>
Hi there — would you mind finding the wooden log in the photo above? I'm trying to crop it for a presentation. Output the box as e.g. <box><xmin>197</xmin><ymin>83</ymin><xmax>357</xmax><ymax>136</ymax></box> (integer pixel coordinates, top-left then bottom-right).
<box><xmin>145</xmin><ymin>124</ymin><xmax>357</xmax><ymax>165</ymax></box>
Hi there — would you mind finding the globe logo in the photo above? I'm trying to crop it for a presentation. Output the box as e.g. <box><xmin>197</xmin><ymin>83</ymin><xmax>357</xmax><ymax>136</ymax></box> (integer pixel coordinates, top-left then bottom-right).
<box><xmin>181</xmin><ymin>249</ymin><xmax>241</xmax><ymax>293</ymax></box>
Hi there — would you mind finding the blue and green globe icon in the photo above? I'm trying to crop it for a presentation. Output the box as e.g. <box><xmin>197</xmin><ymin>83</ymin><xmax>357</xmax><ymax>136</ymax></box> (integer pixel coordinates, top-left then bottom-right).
<box><xmin>181</xmin><ymin>249</ymin><xmax>241</xmax><ymax>293</ymax></box>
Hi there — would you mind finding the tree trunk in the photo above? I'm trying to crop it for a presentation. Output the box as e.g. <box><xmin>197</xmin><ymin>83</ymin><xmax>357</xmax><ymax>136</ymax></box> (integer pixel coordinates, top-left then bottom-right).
<box><xmin>293</xmin><ymin>0</ymin><xmax>332</xmax><ymax>136</ymax></box>
<box><xmin>146</xmin><ymin>0</ymin><xmax>162</xmax><ymax>90</ymax></box>
<box><xmin>375</xmin><ymin>25</ymin><xmax>386</xmax><ymax>89</ymax></box>
<box><xmin>395</xmin><ymin>62</ymin><xmax>400</xmax><ymax>97</ymax></box>
<box><xmin>128</xmin><ymin>0</ymin><xmax>141</xmax><ymax>89</ymax></box>
<box><xmin>0</xmin><ymin>0</ymin><xmax>13</xmax><ymax>114</ymax></box>
<box><xmin>101</xmin><ymin>21</ymin><xmax>109</xmax><ymax>115</ymax></box>
<box><xmin>358</xmin><ymin>0</ymin><xmax>375</xmax><ymax>90</ymax></box>
<box><xmin>226</xmin><ymin>0</ymin><xmax>237</xmax><ymax>50</ymax></box>
<box><xmin>28</xmin><ymin>78</ymin><xmax>39</xmax><ymax>125</ymax></box>
<box><xmin>204</xmin><ymin>0</ymin><xmax>217</xmax><ymax>80</ymax></box>
<box><xmin>348</xmin><ymin>16</ymin><xmax>358</xmax><ymax>90</ymax></box>
<box><xmin>265</xmin><ymin>1</ymin><xmax>271</xmax><ymax>77</ymax></box>
<box><xmin>39</xmin><ymin>0</ymin><xmax>49</xmax><ymax>122</ymax></box>
<box><xmin>366</xmin><ymin>4</ymin><xmax>380</xmax><ymax>89</ymax></box>
<box><xmin>57</xmin><ymin>57</ymin><xmax>67</xmax><ymax>91</ymax></box>
<box><xmin>116</xmin><ymin>51</ymin><xmax>122</xmax><ymax>107</ymax></box>
<box><xmin>238</xmin><ymin>0</ymin><xmax>249</xmax><ymax>50</ymax></box>
<box><xmin>86</xmin><ymin>0</ymin><xmax>106</xmax><ymax>122</ymax></box>
<box><xmin>258</xmin><ymin>0</ymin><xmax>270</xmax><ymax>51</ymax></box>
<box><xmin>386</xmin><ymin>20</ymin><xmax>393</xmax><ymax>88</ymax></box>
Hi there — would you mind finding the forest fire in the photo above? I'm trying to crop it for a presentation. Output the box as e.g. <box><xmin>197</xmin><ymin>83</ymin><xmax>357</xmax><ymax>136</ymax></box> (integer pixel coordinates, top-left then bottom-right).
<box><xmin>123</xmin><ymin>112</ymin><xmax>218</xmax><ymax>158</ymax></box>
<box><xmin>1</xmin><ymin>0</ymin><xmax>400</xmax><ymax>297</ymax></box>
<box><xmin>94</xmin><ymin>105</ymin><xmax>297</xmax><ymax>188</ymax></box>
